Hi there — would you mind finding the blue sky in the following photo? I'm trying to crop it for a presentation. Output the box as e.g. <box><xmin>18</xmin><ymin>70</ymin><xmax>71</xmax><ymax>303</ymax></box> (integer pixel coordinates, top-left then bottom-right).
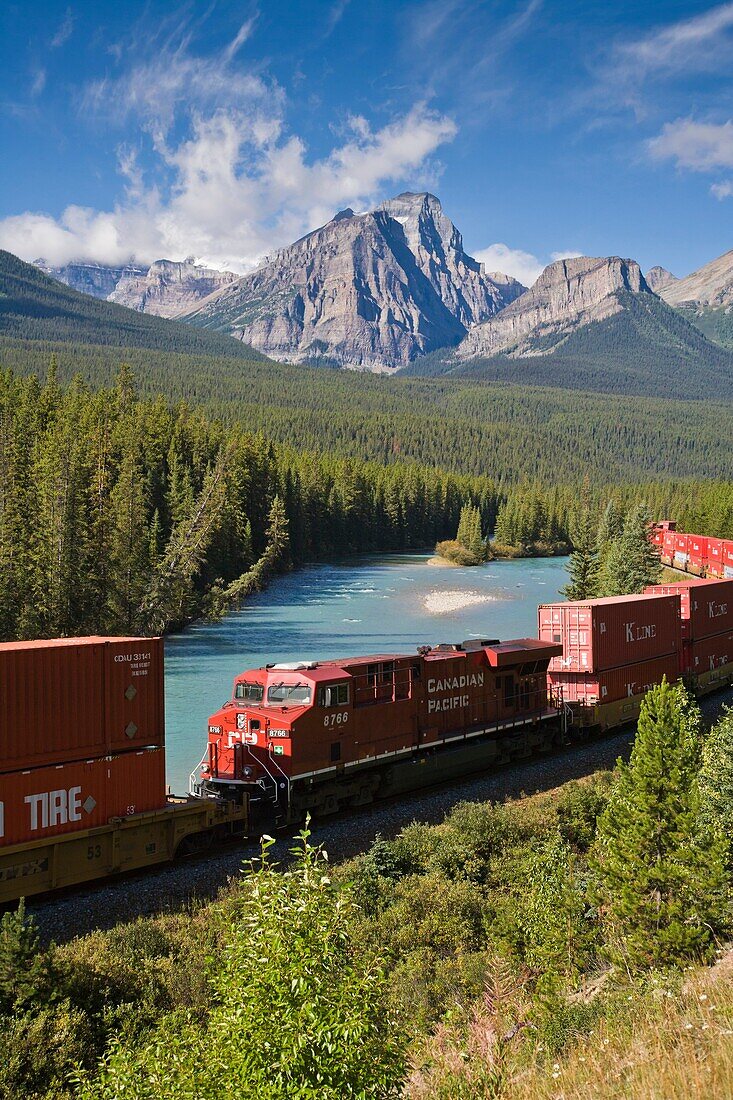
<box><xmin>1</xmin><ymin>0</ymin><xmax>732</xmax><ymax>283</ymax></box>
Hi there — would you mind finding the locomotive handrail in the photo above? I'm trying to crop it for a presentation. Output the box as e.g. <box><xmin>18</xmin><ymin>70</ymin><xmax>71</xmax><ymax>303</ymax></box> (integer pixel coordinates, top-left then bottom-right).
<box><xmin>244</xmin><ymin>744</ymin><xmax>291</xmax><ymax>814</ymax></box>
<box><xmin>189</xmin><ymin>752</ymin><xmax>209</xmax><ymax>798</ymax></box>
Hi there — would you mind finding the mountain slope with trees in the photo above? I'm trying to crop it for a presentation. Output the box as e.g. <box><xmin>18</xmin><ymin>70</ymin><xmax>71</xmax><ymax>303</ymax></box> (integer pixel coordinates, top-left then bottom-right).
<box><xmin>406</xmin><ymin>290</ymin><xmax>733</xmax><ymax>399</ymax></box>
<box><xmin>0</xmin><ymin>251</ymin><xmax>268</xmax><ymax>361</ymax></box>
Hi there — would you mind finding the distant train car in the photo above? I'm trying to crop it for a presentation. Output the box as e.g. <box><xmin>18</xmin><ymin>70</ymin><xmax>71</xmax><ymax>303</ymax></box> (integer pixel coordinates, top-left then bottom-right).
<box><xmin>196</xmin><ymin>638</ymin><xmax>563</xmax><ymax>823</ymax></box>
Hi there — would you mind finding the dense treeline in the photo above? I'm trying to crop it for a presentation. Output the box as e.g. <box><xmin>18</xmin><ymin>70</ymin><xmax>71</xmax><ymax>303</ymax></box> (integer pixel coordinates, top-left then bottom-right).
<box><xmin>2</xmin><ymin>339</ymin><xmax>732</xmax><ymax>483</ymax></box>
<box><xmin>0</xmin><ymin>251</ymin><xmax>268</xmax><ymax>361</ymax></box>
<box><xmin>2</xmin><ymin>360</ymin><xmax>732</xmax><ymax>641</ymax></box>
<box><xmin>0</xmin><ymin>364</ymin><xmax>498</xmax><ymax>640</ymax></box>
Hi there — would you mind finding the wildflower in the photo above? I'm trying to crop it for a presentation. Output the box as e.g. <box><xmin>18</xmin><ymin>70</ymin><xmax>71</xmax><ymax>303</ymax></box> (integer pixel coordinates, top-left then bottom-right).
<box><xmin>685</xmin><ymin>1022</ymin><xmax>693</xmax><ymax>1030</ymax></box>
<box><xmin>552</xmin><ymin>1072</ymin><xmax>560</xmax><ymax>1079</ymax></box>
<box><xmin>699</xmin><ymin>994</ymin><xmax>708</xmax><ymax>1001</ymax></box>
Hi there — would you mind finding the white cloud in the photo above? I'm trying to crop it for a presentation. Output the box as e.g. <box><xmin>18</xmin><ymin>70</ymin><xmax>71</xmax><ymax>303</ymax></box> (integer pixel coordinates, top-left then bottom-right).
<box><xmin>618</xmin><ymin>3</ymin><xmax>733</xmax><ymax>77</ymax></box>
<box><xmin>648</xmin><ymin>118</ymin><xmax>733</xmax><ymax>172</ymax></box>
<box><xmin>0</xmin><ymin>100</ymin><xmax>456</xmax><ymax>270</ymax></box>
<box><xmin>0</xmin><ymin>21</ymin><xmax>457</xmax><ymax>271</ymax></box>
<box><xmin>712</xmin><ymin>180</ymin><xmax>733</xmax><ymax>199</ymax></box>
<box><xmin>30</xmin><ymin>68</ymin><xmax>46</xmax><ymax>97</ymax></box>
<box><xmin>51</xmin><ymin>8</ymin><xmax>74</xmax><ymax>49</ymax></box>
<box><xmin>473</xmin><ymin>243</ymin><xmax>582</xmax><ymax>287</ymax></box>
<box><xmin>592</xmin><ymin>5</ymin><xmax>733</xmax><ymax>118</ymax></box>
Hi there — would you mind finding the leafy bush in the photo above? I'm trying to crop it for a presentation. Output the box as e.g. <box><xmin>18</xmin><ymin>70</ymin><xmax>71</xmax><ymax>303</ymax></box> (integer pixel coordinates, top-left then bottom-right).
<box><xmin>435</xmin><ymin>539</ymin><xmax>484</xmax><ymax>566</ymax></box>
<box><xmin>76</xmin><ymin>830</ymin><xmax>407</xmax><ymax>1099</ymax></box>
<box><xmin>556</xmin><ymin>776</ymin><xmax>612</xmax><ymax>852</ymax></box>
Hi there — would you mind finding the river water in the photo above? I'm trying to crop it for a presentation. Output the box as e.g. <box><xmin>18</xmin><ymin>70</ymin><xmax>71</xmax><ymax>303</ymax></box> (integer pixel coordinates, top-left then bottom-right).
<box><xmin>164</xmin><ymin>553</ymin><xmax>569</xmax><ymax>793</ymax></box>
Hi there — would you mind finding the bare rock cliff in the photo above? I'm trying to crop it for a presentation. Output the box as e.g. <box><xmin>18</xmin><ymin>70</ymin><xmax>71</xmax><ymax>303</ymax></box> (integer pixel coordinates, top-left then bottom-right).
<box><xmin>658</xmin><ymin>249</ymin><xmax>733</xmax><ymax>309</ymax></box>
<box><xmin>34</xmin><ymin>260</ymin><xmax>145</xmax><ymax>299</ymax></box>
<box><xmin>182</xmin><ymin>193</ymin><xmax>525</xmax><ymax>370</ymax></box>
<box><xmin>645</xmin><ymin>266</ymin><xmax>677</xmax><ymax>293</ymax></box>
<box><xmin>108</xmin><ymin>259</ymin><xmax>239</xmax><ymax>318</ymax></box>
<box><xmin>456</xmin><ymin>256</ymin><xmax>650</xmax><ymax>359</ymax></box>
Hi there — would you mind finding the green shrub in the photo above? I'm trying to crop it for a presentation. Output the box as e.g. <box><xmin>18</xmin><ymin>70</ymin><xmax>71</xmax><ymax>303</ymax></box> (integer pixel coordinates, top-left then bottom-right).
<box><xmin>556</xmin><ymin>776</ymin><xmax>612</xmax><ymax>852</ymax></box>
<box><xmin>373</xmin><ymin>873</ymin><xmax>487</xmax><ymax>959</ymax></box>
<box><xmin>435</xmin><ymin>539</ymin><xmax>484</xmax><ymax>566</ymax></box>
<box><xmin>430</xmin><ymin>801</ymin><xmax>531</xmax><ymax>885</ymax></box>
<box><xmin>76</xmin><ymin>830</ymin><xmax>407</xmax><ymax>1099</ymax></box>
<box><xmin>0</xmin><ymin>1002</ymin><xmax>93</xmax><ymax>1100</ymax></box>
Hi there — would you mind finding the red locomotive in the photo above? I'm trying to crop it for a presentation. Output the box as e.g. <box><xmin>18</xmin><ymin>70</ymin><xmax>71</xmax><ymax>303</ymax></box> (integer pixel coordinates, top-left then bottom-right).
<box><xmin>197</xmin><ymin>638</ymin><xmax>562</xmax><ymax>823</ymax></box>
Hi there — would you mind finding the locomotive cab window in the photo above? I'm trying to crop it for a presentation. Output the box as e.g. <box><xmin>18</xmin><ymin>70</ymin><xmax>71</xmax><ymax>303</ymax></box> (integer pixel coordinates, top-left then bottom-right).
<box><xmin>235</xmin><ymin>681</ymin><xmax>264</xmax><ymax>703</ymax></box>
<box><xmin>318</xmin><ymin>683</ymin><xmax>349</xmax><ymax>707</ymax></box>
<box><xmin>267</xmin><ymin>682</ymin><xmax>312</xmax><ymax>705</ymax></box>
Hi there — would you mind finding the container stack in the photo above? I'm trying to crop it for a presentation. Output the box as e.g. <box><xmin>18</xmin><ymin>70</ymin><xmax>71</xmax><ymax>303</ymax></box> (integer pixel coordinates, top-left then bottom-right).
<box><xmin>0</xmin><ymin>637</ymin><xmax>167</xmax><ymax>847</ymax></box>
<box><xmin>538</xmin><ymin>594</ymin><xmax>681</xmax><ymax>725</ymax></box>
<box><xmin>644</xmin><ymin>579</ymin><xmax>733</xmax><ymax>694</ymax></box>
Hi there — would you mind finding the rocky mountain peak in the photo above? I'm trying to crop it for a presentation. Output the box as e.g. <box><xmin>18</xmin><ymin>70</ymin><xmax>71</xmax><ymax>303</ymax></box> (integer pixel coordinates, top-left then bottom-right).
<box><xmin>457</xmin><ymin>255</ymin><xmax>651</xmax><ymax>360</ymax></box>
<box><xmin>658</xmin><ymin>248</ymin><xmax>733</xmax><ymax>309</ymax></box>
<box><xmin>645</xmin><ymin>265</ymin><xmax>677</xmax><ymax>293</ymax></box>
<box><xmin>182</xmin><ymin>193</ymin><xmax>525</xmax><ymax>370</ymax></box>
<box><xmin>108</xmin><ymin>259</ymin><xmax>238</xmax><ymax>318</ymax></box>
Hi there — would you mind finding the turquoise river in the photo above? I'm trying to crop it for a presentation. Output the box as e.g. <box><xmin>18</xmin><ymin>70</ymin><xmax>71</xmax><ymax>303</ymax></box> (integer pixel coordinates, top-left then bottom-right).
<box><xmin>164</xmin><ymin>553</ymin><xmax>569</xmax><ymax>793</ymax></box>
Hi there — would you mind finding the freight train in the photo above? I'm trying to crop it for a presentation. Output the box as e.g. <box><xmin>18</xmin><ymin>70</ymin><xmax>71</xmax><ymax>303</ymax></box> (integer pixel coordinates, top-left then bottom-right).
<box><xmin>650</xmin><ymin>520</ymin><xmax>733</xmax><ymax>579</ymax></box>
<box><xmin>3</xmin><ymin>552</ymin><xmax>733</xmax><ymax>904</ymax></box>
<box><xmin>198</xmin><ymin>580</ymin><xmax>733</xmax><ymax>824</ymax></box>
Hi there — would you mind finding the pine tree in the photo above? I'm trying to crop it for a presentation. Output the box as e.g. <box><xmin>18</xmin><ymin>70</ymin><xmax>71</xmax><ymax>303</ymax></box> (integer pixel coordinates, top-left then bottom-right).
<box><xmin>455</xmin><ymin>503</ymin><xmax>486</xmax><ymax>561</ymax></box>
<box><xmin>264</xmin><ymin>494</ymin><xmax>291</xmax><ymax>570</ymax></box>
<box><xmin>562</xmin><ymin>481</ymin><xmax>599</xmax><ymax>600</ymax></box>
<box><xmin>698</xmin><ymin>707</ymin><xmax>733</xmax><ymax>861</ymax></box>
<box><xmin>0</xmin><ymin>901</ymin><xmax>52</xmax><ymax>1013</ymax></box>
<box><xmin>592</xmin><ymin>679</ymin><xmax>728</xmax><ymax>968</ymax></box>
<box><xmin>597</xmin><ymin>498</ymin><xmax>624</xmax><ymax>554</ymax></box>
<box><xmin>599</xmin><ymin>503</ymin><xmax>661</xmax><ymax>595</ymax></box>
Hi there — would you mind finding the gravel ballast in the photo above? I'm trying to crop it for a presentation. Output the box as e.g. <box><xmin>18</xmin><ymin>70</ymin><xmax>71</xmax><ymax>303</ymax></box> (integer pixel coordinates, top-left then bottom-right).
<box><xmin>28</xmin><ymin>686</ymin><xmax>733</xmax><ymax>945</ymax></box>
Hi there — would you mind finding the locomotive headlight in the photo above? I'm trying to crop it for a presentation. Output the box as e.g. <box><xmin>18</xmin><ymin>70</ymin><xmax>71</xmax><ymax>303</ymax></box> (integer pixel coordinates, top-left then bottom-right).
<box><xmin>243</xmin><ymin>767</ymin><xmax>253</xmax><ymax>777</ymax></box>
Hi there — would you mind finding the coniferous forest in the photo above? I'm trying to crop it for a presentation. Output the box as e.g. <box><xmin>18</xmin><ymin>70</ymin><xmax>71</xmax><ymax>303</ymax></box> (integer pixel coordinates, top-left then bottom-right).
<box><xmin>2</xmin><ymin>356</ymin><xmax>732</xmax><ymax>642</ymax></box>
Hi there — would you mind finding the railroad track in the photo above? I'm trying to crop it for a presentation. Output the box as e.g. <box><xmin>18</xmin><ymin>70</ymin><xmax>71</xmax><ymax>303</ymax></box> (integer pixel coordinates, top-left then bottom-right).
<box><xmin>30</xmin><ymin>683</ymin><xmax>732</xmax><ymax>945</ymax></box>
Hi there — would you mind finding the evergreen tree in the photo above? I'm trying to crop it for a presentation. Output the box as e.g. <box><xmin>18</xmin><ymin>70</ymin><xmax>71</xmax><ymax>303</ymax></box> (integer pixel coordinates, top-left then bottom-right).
<box><xmin>0</xmin><ymin>901</ymin><xmax>53</xmax><ymax>1014</ymax></box>
<box><xmin>598</xmin><ymin>503</ymin><xmax>662</xmax><ymax>596</ymax></box>
<box><xmin>562</xmin><ymin>481</ymin><xmax>599</xmax><ymax>600</ymax></box>
<box><xmin>698</xmin><ymin>707</ymin><xmax>733</xmax><ymax>862</ymax></box>
<box><xmin>264</xmin><ymin>494</ymin><xmax>291</xmax><ymax>570</ymax></box>
<box><xmin>592</xmin><ymin>679</ymin><xmax>728</xmax><ymax>968</ymax></box>
<box><xmin>596</xmin><ymin>497</ymin><xmax>624</xmax><ymax>552</ymax></box>
<box><xmin>456</xmin><ymin>503</ymin><xmax>485</xmax><ymax>560</ymax></box>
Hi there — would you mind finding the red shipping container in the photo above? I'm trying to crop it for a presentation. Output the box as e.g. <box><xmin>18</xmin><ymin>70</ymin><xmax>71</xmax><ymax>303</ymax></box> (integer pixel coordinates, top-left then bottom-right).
<box><xmin>104</xmin><ymin>639</ymin><xmax>165</xmax><ymax>752</ymax></box>
<box><xmin>538</xmin><ymin>594</ymin><xmax>681</xmax><ymax>674</ymax></box>
<box><xmin>682</xmin><ymin>631</ymin><xmax>733</xmax><ymax>675</ymax></box>
<box><xmin>673</xmin><ymin>533</ymin><xmax>691</xmax><ymax>569</ymax></box>
<box><xmin>688</xmin><ymin>535</ymin><xmax>709</xmax><ymax>576</ymax></box>
<box><xmin>548</xmin><ymin>653</ymin><xmax>680</xmax><ymax>705</ymax></box>
<box><xmin>708</xmin><ymin>539</ymin><xmax>725</xmax><ymax>579</ymax></box>
<box><xmin>0</xmin><ymin>637</ymin><xmax>165</xmax><ymax>774</ymax></box>
<box><xmin>662</xmin><ymin>530</ymin><xmax>676</xmax><ymax>562</ymax></box>
<box><xmin>724</xmin><ymin>541</ymin><xmax>733</xmax><ymax>580</ymax></box>
<box><xmin>0</xmin><ymin>748</ymin><xmax>166</xmax><ymax>847</ymax></box>
<box><xmin>644</xmin><ymin>579</ymin><xmax>733</xmax><ymax>641</ymax></box>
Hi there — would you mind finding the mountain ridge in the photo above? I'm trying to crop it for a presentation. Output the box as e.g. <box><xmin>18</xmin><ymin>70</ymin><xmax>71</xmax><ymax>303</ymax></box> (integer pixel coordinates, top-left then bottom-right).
<box><xmin>0</xmin><ymin>250</ymin><xmax>268</xmax><ymax>361</ymax></box>
<box><xmin>181</xmin><ymin>192</ymin><xmax>526</xmax><ymax>370</ymax></box>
